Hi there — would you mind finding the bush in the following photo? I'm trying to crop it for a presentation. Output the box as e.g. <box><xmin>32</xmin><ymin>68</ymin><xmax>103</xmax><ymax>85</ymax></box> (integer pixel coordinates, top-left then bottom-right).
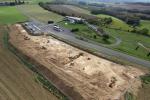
<box><xmin>87</xmin><ymin>18</ymin><xmax>100</xmax><ymax>25</ymax></box>
<box><xmin>125</xmin><ymin>16</ymin><xmax>140</xmax><ymax>26</ymax></box>
<box><xmin>71</xmin><ymin>28</ymin><xmax>79</xmax><ymax>32</ymax></box>
<box><xmin>131</xmin><ymin>28</ymin><xmax>149</xmax><ymax>36</ymax></box>
<box><xmin>93</xmin><ymin>35</ymin><xmax>97</xmax><ymax>39</ymax></box>
<box><xmin>103</xmin><ymin>34</ymin><xmax>110</xmax><ymax>41</ymax></box>
<box><xmin>138</xmin><ymin>28</ymin><xmax>149</xmax><ymax>36</ymax></box>
<box><xmin>104</xmin><ymin>17</ymin><xmax>112</xmax><ymax>24</ymax></box>
<box><xmin>48</xmin><ymin>21</ymin><xmax>54</xmax><ymax>24</ymax></box>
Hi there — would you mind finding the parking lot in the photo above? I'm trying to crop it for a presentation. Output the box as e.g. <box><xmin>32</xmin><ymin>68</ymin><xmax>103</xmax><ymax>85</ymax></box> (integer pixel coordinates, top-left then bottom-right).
<box><xmin>23</xmin><ymin>21</ymin><xmax>74</xmax><ymax>36</ymax></box>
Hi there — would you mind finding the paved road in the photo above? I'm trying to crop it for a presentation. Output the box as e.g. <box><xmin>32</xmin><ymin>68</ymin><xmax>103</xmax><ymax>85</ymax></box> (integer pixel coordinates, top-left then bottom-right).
<box><xmin>39</xmin><ymin>24</ymin><xmax>150</xmax><ymax>68</ymax></box>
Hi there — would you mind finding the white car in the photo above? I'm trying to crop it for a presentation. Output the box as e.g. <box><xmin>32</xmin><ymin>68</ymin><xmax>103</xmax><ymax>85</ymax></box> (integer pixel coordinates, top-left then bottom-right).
<box><xmin>53</xmin><ymin>25</ymin><xmax>63</xmax><ymax>32</ymax></box>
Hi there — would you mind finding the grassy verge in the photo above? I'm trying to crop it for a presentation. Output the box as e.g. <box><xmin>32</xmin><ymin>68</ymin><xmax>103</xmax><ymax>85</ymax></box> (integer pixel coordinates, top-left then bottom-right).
<box><xmin>3</xmin><ymin>31</ymin><xmax>68</xmax><ymax>100</ymax></box>
<box><xmin>0</xmin><ymin>6</ymin><xmax>27</xmax><ymax>24</ymax></box>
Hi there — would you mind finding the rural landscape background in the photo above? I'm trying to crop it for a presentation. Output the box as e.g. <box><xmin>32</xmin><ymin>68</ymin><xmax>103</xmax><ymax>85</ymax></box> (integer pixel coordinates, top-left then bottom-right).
<box><xmin>0</xmin><ymin>0</ymin><xmax>150</xmax><ymax>100</ymax></box>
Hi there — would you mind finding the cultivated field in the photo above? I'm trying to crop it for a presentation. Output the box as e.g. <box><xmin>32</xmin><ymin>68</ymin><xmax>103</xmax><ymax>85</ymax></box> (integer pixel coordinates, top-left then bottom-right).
<box><xmin>0</xmin><ymin>6</ymin><xmax>27</xmax><ymax>24</ymax></box>
<box><xmin>63</xmin><ymin>5</ymin><xmax>91</xmax><ymax>15</ymax></box>
<box><xmin>18</xmin><ymin>4</ymin><xmax>63</xmax><ymax>23</ymax></box>
<box><xmin>0</xmin><ymin>0</ymin><xmax>53</xmax><ymax>4</ymax></box>
<box><xmin>0</xmin><ymin>26</ymin><xmax>58</xmax><ymax>100</ymax></box>
<box><xmin>41</xmin><ymin>4</ymin><xmax>97</xmax><ymax>20</ymax></box>
<box><xmin>9</xmin><ymin>24</ymin><xmax>146</xmax><ymax>100</ymax></box>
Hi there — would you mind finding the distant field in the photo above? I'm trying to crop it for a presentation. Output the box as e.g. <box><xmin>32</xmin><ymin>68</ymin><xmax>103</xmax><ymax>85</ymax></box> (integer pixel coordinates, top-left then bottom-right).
<box><xmin>0</xmin><ymin>0</ymin><xmax>53</xmax><ymax>4</ymax></box>
<box><xmin>0</xmin><ymin>6</ymin><xmax>27</xmax><ymax>24</ymax></box>
<box><xmin>18</xmin><ymin>5</ymin><xmax>63</xmax><ymax>23</ymax></box>
<box><xmin>26</xmin><ymin>0</ymin><xmax>54</xmax><ymax>4</ymax></box>
<box><xmin>0</xmin><ymin>26</ymin><xmax>58</xmax><ymax>100</ymax></box>
<box><xmin>63</xmin><ymin>5</ymin><xmax>91</xmax><ymax>15</ymax></box>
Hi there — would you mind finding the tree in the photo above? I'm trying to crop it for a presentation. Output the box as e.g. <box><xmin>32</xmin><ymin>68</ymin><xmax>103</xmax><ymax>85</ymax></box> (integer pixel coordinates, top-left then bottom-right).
<box><xmin>104</xmin><ymin>17</ymin><xmax>112</xmax><ymax>24</ymax></box>
<box><xmin>78</xmin><ymin>1</ymin><xmax>87</xmax><ymax>5</ymax></box>
<box><xmin>48</xmin><ymin>21</ymin><xmax>54</xmax><ymax>24</ymax></box>
<box><xmin>103</xmin><ymin>34</ymin><xmax>110</xmax><ymax>41</ymax></box>
<box><xmin>71</xmin><ymin>28</ymin><xmax>79</xmax><ymax>32</ymax></box>
<box><xmin>93</xmin><ymin>35</ymin><xmax>97</xmax><ymax>39</ymax></box>
<box><xmin>138</xmin><ymin>28</ymin><xmax>149</xmax><ymax>36</ymax></box>
<box><xmin>125</xmin><ymin>16</ymin><xmax>140</xmax><ymax>26</ymax></box>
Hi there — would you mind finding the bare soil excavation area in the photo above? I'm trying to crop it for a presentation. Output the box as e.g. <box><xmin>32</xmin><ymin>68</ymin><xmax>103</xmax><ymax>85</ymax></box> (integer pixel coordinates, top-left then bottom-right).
<box><xmin>9</xmin><ymin>24</ymin><xmax>145</xmax><ymax>100</ymax></box>
<box><xmin>0</xmin><ymin>26</ymin><xmax>58</xmax><ymax>100</ymax></box>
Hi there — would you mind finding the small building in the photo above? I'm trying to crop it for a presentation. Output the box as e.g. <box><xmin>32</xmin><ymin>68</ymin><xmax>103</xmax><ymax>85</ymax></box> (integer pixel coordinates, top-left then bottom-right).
<box><xmin>65</xmin><ymin>16</ymin><xmax>85</xmax><ymax>24</ymax></box>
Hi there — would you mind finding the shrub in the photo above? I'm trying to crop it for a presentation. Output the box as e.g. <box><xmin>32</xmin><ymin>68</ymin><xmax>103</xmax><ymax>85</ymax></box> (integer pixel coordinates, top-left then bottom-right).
<box><xmin>48</xmin><ymin>21</ymin><xmax>54</xmax><ymax>24</ymax></box>
<box><xmin>71</xmin><ymin>28</ymin><xmax>79</xmax><ymax>32</ymax></box>
<box><xmin>138</xmin><ymin>28</ymin><xmax>149</xmax><ymax>36</ymax></box>
<box><xmin>103</xmin><ymin>34</ymin><xmax>110</xmax><ymax>41</ymax></box>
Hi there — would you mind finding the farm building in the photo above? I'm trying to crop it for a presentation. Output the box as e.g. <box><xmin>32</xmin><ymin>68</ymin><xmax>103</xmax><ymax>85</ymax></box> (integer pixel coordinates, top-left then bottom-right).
<box><xmin>65</xmin><ymin>16</ymin><xmax>85</xmax><ymax>23</ymax></box>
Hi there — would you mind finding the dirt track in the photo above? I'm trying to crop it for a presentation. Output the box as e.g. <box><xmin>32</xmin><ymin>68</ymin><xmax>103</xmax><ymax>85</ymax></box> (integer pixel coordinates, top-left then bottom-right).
<box><xmin>0</xmin><ymin>26</ymin><xmax>58</xmax><ymax>100</ymax></box>
<box><xmin>9</xmin><ymin>24</ymin><xmax>145</xmax><ymax>100</ymax></box>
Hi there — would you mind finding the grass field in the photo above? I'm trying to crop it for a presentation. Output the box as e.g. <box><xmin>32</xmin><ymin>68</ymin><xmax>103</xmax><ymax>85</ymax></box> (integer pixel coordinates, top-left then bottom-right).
<box><xmin>0</xmin><ymin>26</ymin><xmax>58</xmax><ymax>100</ymax></box>
<box><xmin>105</xmin><ymin>28</ymin><xmax>150</xmax><ymax>61</ymax></box>
<box><xmin>58</xmin><ymin>21</ymin><xmax>116</xmax><ymax>44</ymax></box>
<box><xmin>96</xmin><ymin>14</ymin><xmax>131</xmax><ymax>31</ymax></box>
<box><xmin>0</xmin><ymin>6</ymin><xmax>27</xmax><ymax>24</ymax></box>
<box><xmin>18</xmin><ymin>4</ymin><xmax>63</xmax><ymax>23</ymax></box>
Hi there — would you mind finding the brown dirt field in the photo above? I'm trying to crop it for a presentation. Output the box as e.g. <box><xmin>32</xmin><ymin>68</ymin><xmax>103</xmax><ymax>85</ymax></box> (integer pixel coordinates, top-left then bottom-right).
<box><xmin>0</xmin><ymin>26</ymin><xmax>58</xmax><ymax>100</ymax></box>
<box><xmin>9</xmin><ymin>24</ymin><xmax>146</xmax><ymax>100</ymax></box>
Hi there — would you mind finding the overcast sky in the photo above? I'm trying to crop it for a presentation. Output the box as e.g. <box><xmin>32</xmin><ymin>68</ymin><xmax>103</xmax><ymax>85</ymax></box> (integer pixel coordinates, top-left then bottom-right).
<box><xmin>80</xmin><ymin>0</ymin><xmax>150</xmax><ymax>2</ymax></box>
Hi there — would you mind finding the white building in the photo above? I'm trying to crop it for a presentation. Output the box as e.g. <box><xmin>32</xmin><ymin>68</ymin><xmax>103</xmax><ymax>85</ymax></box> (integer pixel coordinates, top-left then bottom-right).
<box><xmin>65</xmin><ymin>16</ymin><xmax>85</xmax><ymax>23</ymax></box>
